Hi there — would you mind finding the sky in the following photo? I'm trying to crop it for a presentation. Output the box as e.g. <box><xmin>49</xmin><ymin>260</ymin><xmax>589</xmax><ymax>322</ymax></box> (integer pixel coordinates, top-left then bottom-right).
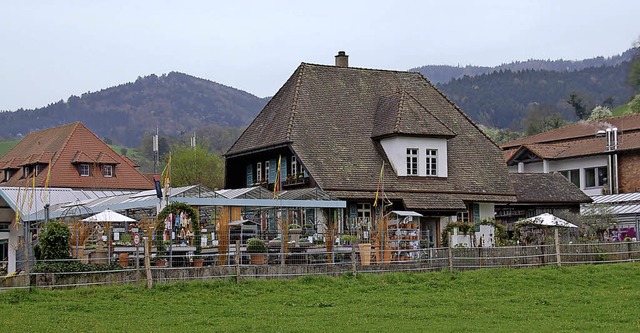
<box><xmin>1</xmin><ymin>0</ymin><xmax>639</xmax><ymax>111</ymax></box>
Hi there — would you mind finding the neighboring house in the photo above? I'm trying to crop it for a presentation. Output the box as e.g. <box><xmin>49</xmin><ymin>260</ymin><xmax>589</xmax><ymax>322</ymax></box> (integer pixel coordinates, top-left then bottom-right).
<box><xmin>502</xmin><ymin>113</ymin><xmax>640</xmax><ymax>196</ymax></box>
<box><xmin>0</xmin><ymin>122</ymin><xmax>154</xmax><ymax>190</ymax></box>
<box><xmin>225</xmin><ymin>52</ymin><xmax>517</xmax><ymax>246</ymax></box>
<box><xmin>496</xmin><ymin>173</ymin><xmax>592</xmax><ymax>233</ymax></box>
<box><xmin>0</xmin><ymin>122</ymin><xmax>153</xmax><ymax>273</ymax></box>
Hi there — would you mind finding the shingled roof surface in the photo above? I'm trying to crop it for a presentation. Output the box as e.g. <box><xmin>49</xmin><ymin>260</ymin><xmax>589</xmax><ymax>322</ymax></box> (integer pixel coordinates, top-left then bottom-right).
<box><xmin>228</xmin><ymin>63</ymin><xmax>516</xmax><ymax>204</ymax></box>
<box><xmin>510</xmin><ymin>173</ymin><xmax>592</xmax><ymax>204</ymax></box>
<box><xmin>502</xmin><ymin>113</ymin><xmax>640</xmax><ymax>149</ymax></box>
<box><xmin>0</xmin><ymin>122</ymin><xmax>153</xmax><ymax>190</ymax></box>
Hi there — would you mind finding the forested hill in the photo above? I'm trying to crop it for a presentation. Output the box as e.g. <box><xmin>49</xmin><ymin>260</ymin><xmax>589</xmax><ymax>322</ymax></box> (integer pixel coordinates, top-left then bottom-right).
<box><xmin>411</xmin><ymin>48</ymin><xmax>636</xmax><ymax>84</ymax></box>
<box><xmin>0</xmin><ymin>72</ymin><xmax>269</xmax><ymax>147</ymax></box>
<box><xmin>437</xmin><ymin>62</ymin><xmax>635</xmax><ymax>129</ymax></box>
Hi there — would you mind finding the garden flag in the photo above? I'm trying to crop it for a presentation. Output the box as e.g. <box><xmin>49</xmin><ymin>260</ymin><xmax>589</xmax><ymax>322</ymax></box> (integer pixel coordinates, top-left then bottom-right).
<box><xmin>273</xmin><ymin>155</ymin><xmax>282</xmax><ymax>199</ymax></box>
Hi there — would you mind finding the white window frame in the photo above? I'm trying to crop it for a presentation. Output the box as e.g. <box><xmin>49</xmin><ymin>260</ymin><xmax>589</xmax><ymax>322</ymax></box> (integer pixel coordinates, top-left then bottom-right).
<box><xmin>265</xmin><ymin>161</ymin><xmax>270</xmax><ymax>183</ymax></box>
<box><xmin>256</xmin><ymin>162</ymin><xmax>262</xmax><ymax>182</ymax></box>
<box><xmin>425</xmin><ymin>149</ymin><xmax>437</xmax><ymax>176</ymax></box>
<box><xmin>23</xmin><ymin>165</ymin><xmax>32</xmax><ymax>178</ymax></box>
<box><xmin>456</xmin><ymin>211</ymin><xmax>469</xmax><ymax>223</ymax></box>
<box><xmin>406</xmin><ymin>148</ymin><xmax>418</xmax><ymax>175</ymax></box>
<box><xmin>560</xmin><ymin>169</ymin><xmax>580</xmax><ymax>187</ymax></box>
<box><xmin>103</xmin><ymin>164</ymin><xmax>114</xmax><ymax>178</ymax></box>
<box><xmin>79</xmin><ymin>163</ymin><xmax>90</xmax><ymax>177</ymax></box>
<box><xmin>357</xmin><ymin>203</ymin><xmax>371</xmax><ymax>224</ymax></box>
<box><xmin>3</xmin><ymin>170</ymin><xmax>11</xmax><ymax>182</ymax></box>
<box><xmin>585</xmin><ymin>166</ymin><xmax>607</xmax><ymax>188</ymax></box>
<box><xmin>291</xmin><ymin>156</ymin><xmax>298</xmax><ymax>176</ymax></box>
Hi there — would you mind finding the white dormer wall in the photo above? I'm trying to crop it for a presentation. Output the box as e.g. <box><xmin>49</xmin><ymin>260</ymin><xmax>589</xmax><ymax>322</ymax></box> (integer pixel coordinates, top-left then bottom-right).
<box><xmin>380</xmin><ymin>136</ymin><xmax>448</xmax><ymax>177</ymax></box>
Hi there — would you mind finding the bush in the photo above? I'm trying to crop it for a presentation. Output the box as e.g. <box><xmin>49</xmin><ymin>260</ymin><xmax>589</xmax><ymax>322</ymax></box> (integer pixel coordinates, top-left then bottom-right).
<box><xmin>246</xmin><ymin>238</ymin><xmax>267</xmax><ymax>253</ymax></box>
<box><xmin>36</xmin><ymin>221</ymin><xmax>71</xmax><ymax>260</ymax></box>
<box><xmin>32</xmin><ymin>261</ymin><xmax>121</xmax><ymax>273</ymax></box>
<box><xmin>628</xmin><ymin>94</ymin><xmax>640</xmax><ymax>114</ymax></box>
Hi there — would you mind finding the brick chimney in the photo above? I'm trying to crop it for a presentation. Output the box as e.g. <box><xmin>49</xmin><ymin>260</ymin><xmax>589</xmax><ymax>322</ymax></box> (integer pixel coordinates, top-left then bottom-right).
<box><xmin>335</xmin><ymin>51</ymin><xmax>349</xmax><ymax>67</ymax></box>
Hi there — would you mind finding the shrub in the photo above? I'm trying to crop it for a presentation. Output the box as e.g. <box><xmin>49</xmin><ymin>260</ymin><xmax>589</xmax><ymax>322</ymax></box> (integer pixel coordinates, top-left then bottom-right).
<box><xmin>246</xmin><ymin>238</ymin><xmax>267</xmax><ymax>253</ymax></box>
<box><xmin>36</xmin><ymin>221</ymin><xmax>71</xmax><ymax>260</ymax></box>
<box><xmin>32</xmin><ymin>261</ymin><xmax>121</xmax><ymax>273</ymax></box>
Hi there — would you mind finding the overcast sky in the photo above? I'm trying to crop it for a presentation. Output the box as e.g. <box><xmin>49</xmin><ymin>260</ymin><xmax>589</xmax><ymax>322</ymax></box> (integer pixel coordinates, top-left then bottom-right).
<box><xmin>1</xmin><ymin>0</ymin><xmax>638</xmax><ymax>111</ymax></box>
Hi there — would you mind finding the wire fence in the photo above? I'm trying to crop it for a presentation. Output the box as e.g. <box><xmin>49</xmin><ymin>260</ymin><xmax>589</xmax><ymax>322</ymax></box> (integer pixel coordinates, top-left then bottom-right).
<box><xmin>3</xmin><ymin>241</ymin><xmax>640</xmax><ymax>290</ymax></box>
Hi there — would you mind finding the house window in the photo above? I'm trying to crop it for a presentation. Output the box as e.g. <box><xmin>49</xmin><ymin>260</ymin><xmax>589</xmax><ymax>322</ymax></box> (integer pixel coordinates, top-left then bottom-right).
<box><xmin>426</xmin><ymin>149</ymin><xmax>437</xmax><ymax>176</ymax></box>
<box><xmin>35</xmin><ymin>164</ymin><xmax>46</xmax><ymax>177</ymax></box>
<box><xmin>102</xmin><ymin>165</ymin><xmax>114</xmax><ymax>177</ymax></box>
<box><xmin>265</xmin><ymin>161</ymin><xmax>270</xmax><ymax>183</ymax></box>
<box><xmin>256</xmin><ymin>162</ymin><xmax>262</xmax><ymax>182</ymax></box>
<box><xmin>23</xmin><ymin>165</ymin><xmax>32</xmax><ymax>178</ymax></box>
<box><xmin>406</xmin><ymin>148</ymin><xmax>418</xmax><ymax>175</ymax></box>
<box><xmin>3</xmin><ymin>170</ymin><xmax>12</xmax><ymax>182</ymax></box>
<box><xmin>560</xmin><ymin>169</ymin><xmax>580</xmax><ymax>187</ymax></box>
<box><xmin>79</xmin><ymin>163</ymin><xmax>90</xmax><ymax>177</ymax></box>
<box><xmin>585</xmin><ymin>166</ymin><xmax>607</xmax><ymax>188</ymax></box>
<box><xmin>291</xmin><ymin>156</ymin><xmax>298</xmax><ymax>176</ymax></box>
<box><xmin>456</xmin><ymin>211</ymin><xmax>469</xmax><ymax>222</ymax></box>
<box><xmin>357</xmin><ymin>203</ymin><xmax>371</xmax><ymax>224</ymax></box>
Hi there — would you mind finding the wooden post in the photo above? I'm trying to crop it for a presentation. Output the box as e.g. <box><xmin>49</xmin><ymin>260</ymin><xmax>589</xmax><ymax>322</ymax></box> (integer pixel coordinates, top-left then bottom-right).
<box><xmin>135</xmin><ymin>242</ymin><xmax>140</xmax><ymax>288</ymax></box>
<box><xmin>144</xmin><ymin>237</ymin><xmax>153</xmax><ymax>289</ymax></box>
<box><xmin>447</xmin><ymin>232</ymin><xmax>453</xmax><ymax>273</ymax></box>
<box><xmin>351</xmin><ymin>245</ymin><xmax>357</xmax><ymax>278</ymax></box>
<box><xmin>554</xmin><ymin>227</ymin><xmax>561</xmax><ymax>267</ymax></box>
<box><xmin>235</xmin><ymin>240</ymin><xmax>241</xmax><ymax>284</ymax></box>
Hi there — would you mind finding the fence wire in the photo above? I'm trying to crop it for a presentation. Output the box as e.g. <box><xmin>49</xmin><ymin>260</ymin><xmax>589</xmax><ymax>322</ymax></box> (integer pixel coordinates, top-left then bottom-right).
<box><xmin>3</xmin><ymin>241</ymin><xmax>640</xmax><ymax>290</ymax></box>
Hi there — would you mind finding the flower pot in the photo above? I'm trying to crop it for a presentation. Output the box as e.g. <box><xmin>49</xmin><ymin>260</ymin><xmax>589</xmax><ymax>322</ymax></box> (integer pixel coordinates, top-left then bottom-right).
<box><xmin>250</xmin><ymin>253</ymin><xmax>266</xmax><ymax>265</ymax></box>
<box><xmin>89</xmin><ymin>248</ymin><xmax>108</xmax><ymax>264</ymax></box>
<box><xmin>118</xmin><ymin>252</ymin><xmax>129</xmax><ymax>267</ymax></box>
<box><xmin>358</xmin><ymin>243</ymin><xmax>372</xmax><ymax>266</ymax></box>
<box><xmin>193</xmin><ymin>258</ymin><xmax>204</xmax><ymax>267</ymax></box>
<box><xmin>154</xmin><ymin>259</ymin><xmax>167</xmax><ymax>267</ymax></box>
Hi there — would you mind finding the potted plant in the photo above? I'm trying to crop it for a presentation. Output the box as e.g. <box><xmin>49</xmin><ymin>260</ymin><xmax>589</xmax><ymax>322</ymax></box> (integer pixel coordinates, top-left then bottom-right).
<box><xmin>289</xmin><ymin>224</ymin><xmax>302</xmax><ymax>233</ymax></box>
<box><xmin>247</xmin><ymin>237</ymin><xmax>267</xmax><ymax>265</ymax></box>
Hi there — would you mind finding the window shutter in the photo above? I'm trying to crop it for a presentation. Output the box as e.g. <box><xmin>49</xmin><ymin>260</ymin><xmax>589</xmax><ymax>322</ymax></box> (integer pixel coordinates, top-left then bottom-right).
<box><xmin>268</xmin><ymin>159</ymin><xmax>277</xmax><ymax>184</ymax></box>
<box><xmin>246</xmin><ymin>164</ymin><xmax>253</xmax><ymax>187</ymax></box>
<box><xmin>280</xmin><ymin>159</ymin><xmax>287</xmax><ymax>181</ymax></box>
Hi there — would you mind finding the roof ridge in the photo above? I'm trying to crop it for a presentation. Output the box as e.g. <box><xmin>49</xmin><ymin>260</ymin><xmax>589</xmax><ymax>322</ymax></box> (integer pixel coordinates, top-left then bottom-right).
<box><xmin>393</xmin><ymin>90</ymin><xmax>406</xmax><ymax>133</ymax></box>
<box><xmin>286</xmin><ymin>63</ymin><xmax>306</xmax><ymax>141</ymax></box>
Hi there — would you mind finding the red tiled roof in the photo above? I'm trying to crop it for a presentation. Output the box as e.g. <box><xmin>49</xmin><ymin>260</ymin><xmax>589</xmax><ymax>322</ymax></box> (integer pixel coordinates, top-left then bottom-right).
<box><xmin>0</xmin><ymin>122</ymin><xmax>153</xmax><ymax>190</ymax></box>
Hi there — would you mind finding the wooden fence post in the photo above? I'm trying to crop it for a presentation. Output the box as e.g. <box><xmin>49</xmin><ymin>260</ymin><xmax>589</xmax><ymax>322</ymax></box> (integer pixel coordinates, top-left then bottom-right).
<box><xmin>448</xmin><ymin>232</ymin><xmax>453</xmax><ymax>273</ymax></box>
<box><xmin>554</xmin><ymin>228</ymin><xmax>561</xmax><ymax>267</ymax></box>
<box><xmin>235</xmin><ymin>240</ymin><xmax>241</xmax><ymax>284</ymax></box>
<box><xmin>144</xmin><ymin>237</ymin><xmax>153</xmax><ymax>289</ymax></box>
<box><xmin>351</xmin><ymin>245</ymin><xmax>357</xmax><ymax>277</ymax></box>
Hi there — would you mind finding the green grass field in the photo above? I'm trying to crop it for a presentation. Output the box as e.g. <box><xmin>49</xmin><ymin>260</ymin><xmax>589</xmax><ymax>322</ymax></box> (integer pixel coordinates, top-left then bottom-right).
<box><xmin>0</xmin><ymin>140</ymin><xmax>18</xmax><ymax>156</ymax></box>
<box><xmin>2</xmin><ymin>263</ymin><xmax>640</xmax><ymax>332</ymax></box>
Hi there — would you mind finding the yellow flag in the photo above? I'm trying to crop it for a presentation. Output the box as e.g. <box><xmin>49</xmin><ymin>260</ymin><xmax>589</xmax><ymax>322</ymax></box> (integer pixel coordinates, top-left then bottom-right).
<box><xmin>273</xmin><ymin>155</ymin><xmax>281</xmax><ymax>199</ymax></box>
<box><xmin>374</xmin><ymin>162</ymin><xmax>384</xmax><ymax>207</ymax></box>
<box><xmin>161</xmin><ymin>152</ymin><xmax>171</xmax><ymax>197</ymax></box>
<box><xmin>42</xmin><ymin>159</ymin><xmax>52</xmax><ymax>203</ymax></box>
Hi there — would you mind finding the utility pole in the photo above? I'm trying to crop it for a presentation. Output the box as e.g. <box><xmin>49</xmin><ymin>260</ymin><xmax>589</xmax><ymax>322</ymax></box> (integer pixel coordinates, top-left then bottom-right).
<box><xmin>153</xmin><ymin>127</ymin><xmax>159</xmax><ymax>175</ymax></box>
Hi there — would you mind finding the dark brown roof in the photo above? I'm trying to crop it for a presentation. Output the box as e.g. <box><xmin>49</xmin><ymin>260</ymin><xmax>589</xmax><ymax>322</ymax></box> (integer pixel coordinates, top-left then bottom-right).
<box><xmin>227</xmin><ymin>63</ymin><xmax>516</xmax><ymax>206</ymax></box>
<box><xmin>0</xmin><ymin>122</ymin><xmax>153</xmax><ymax>190</ymax></box>
<box><xmin>502</xmin><ymin>113</ymin><xmax>640</xmax><ymax>149</ymax></box>
<box><xmin>510</xmin><ymin>173</ymin><xmax>592</xmax><ymax>204</ymax></box>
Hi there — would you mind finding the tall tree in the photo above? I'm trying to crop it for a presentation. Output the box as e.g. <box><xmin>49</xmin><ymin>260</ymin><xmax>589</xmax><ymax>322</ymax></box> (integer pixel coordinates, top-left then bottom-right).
<box><xmin>568</xmin><ymin>92</ymin><xmax>588</xmax><ymax>120</ymax></box>
<box><xmin>168</xmin><ymin>143</ymin><xmax>224</xmax><ymax>190</ymax></box>
<box><xmin>523</xmin><ymin>104</ymin><xmax>567</xmax><ymax>136</ymax></box>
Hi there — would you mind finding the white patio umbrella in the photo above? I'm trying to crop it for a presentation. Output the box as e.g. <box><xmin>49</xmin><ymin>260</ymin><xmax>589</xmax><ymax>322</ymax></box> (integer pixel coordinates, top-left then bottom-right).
<box><xmin>82</xmin><ymin>209</ymin><xmax>136</xmax><ymax>264</ymax></box>
<box><xmin>82</xmin><ymin>209</ymin><xmax>136</xmax><ymax>223</ymax></box>
<box><xmin>516</xmin><ymin>213</ymin><xmax>578</xmax><ymax>228</ymax></box>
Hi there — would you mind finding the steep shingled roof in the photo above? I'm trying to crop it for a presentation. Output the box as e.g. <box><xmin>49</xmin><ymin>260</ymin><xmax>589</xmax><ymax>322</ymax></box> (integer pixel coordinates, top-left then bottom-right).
<box><xmin>0</xmin><ymin>122</ymin><xmax>153</xmax><ymax>190</ymax></box>
<box><xmin>510</xmin><ymin>173</ymin><xmax>592</xmax><ymax>204</ymax></box>
<box><xmin>227</xmin><ymin>63</ymin><xmax>516</xmax><ymax>205</ymax></box>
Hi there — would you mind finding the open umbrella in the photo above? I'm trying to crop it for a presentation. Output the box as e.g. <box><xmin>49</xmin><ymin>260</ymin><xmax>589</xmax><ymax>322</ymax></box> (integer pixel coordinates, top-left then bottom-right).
<box><xmin>82</xmin><ymin>209</ymin><xmax>136</xmax><ymax>223</ymax></box>
<box><xmin>82</xmin><ymin>209</ymin><xmax>136</xmax><ymax>264</ymax></box>
<box><xmin>516</xmin><ymin>213</ymin><xmax>578</xmax><ymax>228</ymax></box>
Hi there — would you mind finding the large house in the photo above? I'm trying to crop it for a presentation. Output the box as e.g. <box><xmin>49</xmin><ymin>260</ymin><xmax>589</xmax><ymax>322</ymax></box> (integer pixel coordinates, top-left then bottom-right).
<box><xmin>501</xmin><ymin>113</ymin><xmax>640</xmax><ymax>196</ymax></box>
<box><xmin>0</xmin><ymin>122</ymin><xmax>154</xmax><ymax>190</ymax></box>
<box><xmin>225</xmin><ymin>52</ymin><xmax>518</xmax><ymax>246</ymax></box>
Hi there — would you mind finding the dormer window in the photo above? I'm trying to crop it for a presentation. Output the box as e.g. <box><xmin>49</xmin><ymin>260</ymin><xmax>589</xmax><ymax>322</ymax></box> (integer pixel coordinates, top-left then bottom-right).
<box><xmin>35</xmin><ymin>164</ymin><xmax>46</xmax><ymax>177</ymax></box>
<box><xmin>23</xmin><ymin>165</ymin><xmax>32</xmax><ymax>178</ymax></box>
<box><xmin>406</xmin><ymin>148</ymin><xmax>418</xmax><ymax>175</ymax></box>
<box><xmin>426</xmin><ymin>149</ymin><xmax>437</xmax><ymax>176</ymax></box>
<box><xmin>79</xmin><ymin>163</ymin><xmax>90</xmax><ymax>177</ymax></box>
<box><xmin>102</xmin><ymin>164</ymin><xmax>114</xmax><ymax>177</ymax></box>
<box><xmin>3</xmin><ymin>170</ymin><xmax>12</xmax><ymax>182</ymax></box>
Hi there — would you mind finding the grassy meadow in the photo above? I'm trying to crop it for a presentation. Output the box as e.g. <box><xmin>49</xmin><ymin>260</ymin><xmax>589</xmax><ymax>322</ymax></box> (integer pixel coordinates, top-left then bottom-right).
<box><xmin>2</xmin><ymin>263</ymin><xmax>640</xmax><ymax>332</ymax></box>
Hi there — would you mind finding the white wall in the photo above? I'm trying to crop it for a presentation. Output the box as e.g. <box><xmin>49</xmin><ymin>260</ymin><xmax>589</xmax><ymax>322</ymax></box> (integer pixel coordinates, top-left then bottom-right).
<box><xmin>510</xmin><ymin>155</ymin><xmax>609</xmax><ymax>196</ymax></box>
<box><xmin>380</xmin><ymin>136</ymin><xmax>448</xmax><ymax>177</ymax></box>
<box><xmin>478</xmin><ymin>203</ymin><xmax>495</xmax><ymax>220</ymax></box>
